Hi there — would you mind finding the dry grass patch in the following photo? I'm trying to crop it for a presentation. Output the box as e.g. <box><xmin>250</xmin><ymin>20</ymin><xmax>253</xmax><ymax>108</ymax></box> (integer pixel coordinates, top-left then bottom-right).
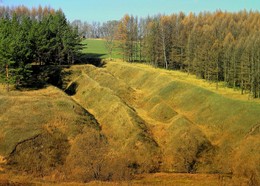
<box><xmin>0</xmin><ymin>86</ymin><xmax>102</xmax><ymax>180</ymax></box>
<box><xmin>1</xmin><ymin>60</ymin><xmax>259</xmax><ymax>184</ymax></box>
<box><xmin>63</xmin><ymin>66</ymin><xmax>161</xmax><ymax>174</ymax></box>
<box><xmin>104</xmin><ymin>61</ymin><xmax>260</xmax><ymax>181</ymax></box>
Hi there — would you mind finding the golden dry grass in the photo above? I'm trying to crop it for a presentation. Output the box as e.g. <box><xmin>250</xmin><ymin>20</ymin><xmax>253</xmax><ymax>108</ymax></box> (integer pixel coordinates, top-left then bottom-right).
<box><xmin>66</xmin><ymin>61</ymin><xmax>259</xmax><ymax>184</ymax></box>
<box><xmin>0</xmin><ymin>85</ymin><xmax>103</xmax><ymax>182</ymax></box>
<box><xmin>109</xmin><ymin>61</ymin><xmax>260</xmax><ymax>103</ymax></box>
<box><xmin>0</xmin><ymin>172</ymin><xmax>235</xmax><ymax>186</ymax></box>
<box><xmin>0</xmin><ymin>61</ymin><xmax>259</xmax><ymax>185</ymax></box>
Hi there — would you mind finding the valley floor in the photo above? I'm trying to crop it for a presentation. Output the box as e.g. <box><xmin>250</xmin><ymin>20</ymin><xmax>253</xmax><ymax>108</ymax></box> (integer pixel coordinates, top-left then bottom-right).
<box><xmin>0</xmin><ymin>172</ymin><xmax>233</xmax><ymax>185</ymax></box>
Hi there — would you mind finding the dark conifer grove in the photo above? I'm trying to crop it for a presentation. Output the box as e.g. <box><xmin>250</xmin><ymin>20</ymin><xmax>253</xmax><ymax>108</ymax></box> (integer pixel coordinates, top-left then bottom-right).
<box><xmin>0</xmin><ymin>6</ymin><xmax>81</xmax><ymax>88</ymax></box>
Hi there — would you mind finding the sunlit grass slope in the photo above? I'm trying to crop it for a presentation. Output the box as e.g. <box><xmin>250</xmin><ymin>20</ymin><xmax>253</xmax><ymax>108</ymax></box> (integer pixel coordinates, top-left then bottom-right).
<box><xmin>62</xmin><ymin>61</ymin><xmax>260</xmax><ymax>184</ymax></box>
<box><xmin>105</xmin><ymin>61</ymin><xmax>260</xmax><ymax>180</ymax></box>
<box><xmin>63</xmin><ymin>65</ymin><xmax>160</xmax><ymax>174</ymax></box>
<box><xmin>81</xmin><ymin>39</ymin><xmax>122</xmax><ymax>59</ymax></box>
<box><xmin>0</xmin><ymin>59</ymin><xmax>259</xmax><ymax>185</ymax></box>
<box><xmin>0</xmin><ymin>86</ymin><xmax>107</xmax><ymax>181</ymax></box>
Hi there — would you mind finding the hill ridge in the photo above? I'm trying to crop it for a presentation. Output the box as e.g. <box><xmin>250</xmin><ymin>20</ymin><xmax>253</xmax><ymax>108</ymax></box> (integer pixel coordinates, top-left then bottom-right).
<box><xmin>63</xmin><ymin>62</ymin><xmax>259</xmax><ymax>181</ymax></box>
<box><xmin>0</xmin><ymin>61</ymin><xmax>259</xmax><ymax>185</ymax></box>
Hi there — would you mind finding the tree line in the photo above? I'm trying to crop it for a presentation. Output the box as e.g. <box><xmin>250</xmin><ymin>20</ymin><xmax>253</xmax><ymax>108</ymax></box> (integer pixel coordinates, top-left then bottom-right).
<box><xmin>104</xmin><ymin>11</ymin><xmax>260</xmax><ymax>98</ymax></box>
<box><xmin>1</xmin><ymin>6</ymin><xmax>259</xmax><ymax>97</ymax></box>
<box><xmin>71</xmin><ymin>20</ymin><xmax>105</xmax><ymax>39</ymax></box>
<box><xmin>0</xmin><ymin>6</ymin><xmax>81</xmax><ymax>90</ymax></box>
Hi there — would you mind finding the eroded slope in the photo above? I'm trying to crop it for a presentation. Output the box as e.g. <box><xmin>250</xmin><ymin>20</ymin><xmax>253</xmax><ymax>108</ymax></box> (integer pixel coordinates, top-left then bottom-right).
<box><xmin>64</xmin><ymin>65</ymin><xmax>161</xmax><ymax>174</ymax></box>
<box><xmin>1</xmin><ymin>61</ymin><xmax>259</xmax><ymax>185</ymax></box>
<box><xmin>0</xmin><ymin>86</ymin><xmax>124</xmax><ymax>182</ymax></box>
<box><xmin>63</xmin><ymin>62</ymin><xmax>260</xmax><ymax>185</ymax></box>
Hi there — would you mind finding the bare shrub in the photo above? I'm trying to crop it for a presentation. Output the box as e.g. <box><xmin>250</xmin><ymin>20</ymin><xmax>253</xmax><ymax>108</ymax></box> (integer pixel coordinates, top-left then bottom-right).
<box><xmin>162</xmin><ymin>117</ymin><xmax>213</xmax><ymax>173</ymax></box>
<box><xmin>125</xmin><ymin>142</ymin><xmax>161</xmax><ymax>174</ymax></box>
<box><xmin>7</xmin><ymin>129</ymin><xmax>69</xmax><ymax>176</ymax></box>
<box><xmin>232</xmin><ymin>136</ymin><xmax>260</xmax><ymax>186</ymax></box>
<box><xmin>64</xmin><ymin>128</ymin><xmax>133</xmax><ymax>182</ymax></box>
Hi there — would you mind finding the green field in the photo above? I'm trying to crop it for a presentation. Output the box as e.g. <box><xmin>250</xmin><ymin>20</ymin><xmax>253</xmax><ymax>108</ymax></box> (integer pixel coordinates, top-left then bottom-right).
<box><xmin>81</xmin><ymin>39</ymin><xmax>122</xmax><ymax>59</ymax></box>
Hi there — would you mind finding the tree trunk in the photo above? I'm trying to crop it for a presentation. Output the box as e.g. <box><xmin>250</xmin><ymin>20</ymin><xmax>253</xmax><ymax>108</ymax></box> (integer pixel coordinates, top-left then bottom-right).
<box><xmin>163</xmin><ymin>44</ymin><xmax>168</xmax><ymax>69</ymax></box>
<box><xmin>216</xmin><ymin>59</ymin><xmax>219</xmax><ymax>91</ymax></box>
<box><xmin>257</xmin><ymin>55</ymin><xmax>260</xmax><ymax>98</ymax></box>
<box><xmin>109</xmin><ymin>50</ymin><xmax>112</xmax><ymax>61</ymax></box>
<box><xmin>241</xmin><ymin>80</ymin><xmax>244</xmax><ymax>95</ymax></box>
<box><xmin>251</xmin><ymin>54</ymin><xmax>256</xmax><ymax>98</ymax></box>
<box><xmin>161</xmin><ymin>27</ymin><xmax>168</xmax><ymax>69</ymax></box>
<box><xmin>180</xmin><ymin>47</ymin><xmax>183</xmax><ymax>71</ymax></box>
<box><xmin>139</xmin><ymin>40</ymin><xmax>142</xmax><ymax>62</ymax></box>
<box><xmin>233</xmin><ymin>54</ymin><xmax>236</xmax><ymax>89</ymax></box>
<box><xmin>240</xmin><ymin>58</ymin><xmax>244</xmax><ymax>94</ymax></box>
<box><xmin>6</xmin><ymin>64</ymin><xmax>9</xmax><ymax>92</ymax></box>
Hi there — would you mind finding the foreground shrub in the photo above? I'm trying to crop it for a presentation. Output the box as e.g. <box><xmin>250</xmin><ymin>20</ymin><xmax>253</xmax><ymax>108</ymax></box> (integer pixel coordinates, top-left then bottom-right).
<box><xmin>232</xmin><ymin>136</ymin><xmax>260</xmax><ymax>186</ymax></box>
<box><xmin>64</xmin><ymin>128</ymin><xmax>133</xmax><ymax>182</ymax></box>
<box><xmin>7</xmin><ymin>129</ymin><xmax>69</xmax><ymax>176</ymax></box>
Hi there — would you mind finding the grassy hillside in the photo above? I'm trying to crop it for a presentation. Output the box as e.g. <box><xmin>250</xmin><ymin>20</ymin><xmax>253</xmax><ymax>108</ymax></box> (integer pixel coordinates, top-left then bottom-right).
<box><xmin>65</xmin><ymin>63</ymin><xmax>260</xmax><ymax>184</ymax></box>
<box><xmin>61</xmin><ymin>61</ymin><xmax>260</xmax><ymax>185</ymax></box>
<box><xmin>63</xmin><ymin>65</ymin><xmax>160</xmax><ymax>174</ymax></box>
<box><xmin>0</xmin><ymin>86</ymin><xmax>90</xmax><ymax>153</ymax></box>
<box><xmin>0</xmin><ymin>85</ymin><xmax>134</xmax><ymax>184</ymax></box>
<box><xmin>107</xmin><ymin>62</ymin><xmax>260</xmax><ymax>182</ymax></box>
<box><xmin>0</xmin><ymin>60</ymin><xmax>259</xmax><ymax>185</ymax></box>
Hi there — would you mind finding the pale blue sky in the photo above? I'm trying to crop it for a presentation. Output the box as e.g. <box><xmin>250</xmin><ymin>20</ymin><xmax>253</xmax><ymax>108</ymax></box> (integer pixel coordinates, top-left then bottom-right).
<box><xmin>1</xmin><ymin>0</ymin><xmax>259</xmax><ymax>22</ymax></box>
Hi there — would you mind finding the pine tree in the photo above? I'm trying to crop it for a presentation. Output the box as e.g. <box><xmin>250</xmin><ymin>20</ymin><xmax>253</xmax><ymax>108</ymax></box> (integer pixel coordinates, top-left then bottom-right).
<box><xmin>0</xmin><ymin>6</ymin><xmax>82</xmax><ymax>89</ymax></box>
<box><xmin>0</xmin><ymin>17</ymin><xmax>15</xmax><ymax>91</ymax></box>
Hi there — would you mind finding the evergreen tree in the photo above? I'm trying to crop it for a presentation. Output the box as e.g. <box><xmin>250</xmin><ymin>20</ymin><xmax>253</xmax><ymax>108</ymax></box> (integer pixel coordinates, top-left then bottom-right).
<box><xmin>0</xmin><ymin>17</ymin><xmax>15</xmax><ymax>91</ymax></box>
<box><xmin>0</xmin><ymin>6</ymin><xmax>81</xmax><ymax>90</ymax></box>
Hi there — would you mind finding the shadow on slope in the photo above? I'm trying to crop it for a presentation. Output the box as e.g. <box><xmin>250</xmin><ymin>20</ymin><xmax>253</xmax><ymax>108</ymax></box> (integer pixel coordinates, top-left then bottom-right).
<box><xmin>0</xmin><ymin>86</ymin><xmax>137</xmax><ymax>182</ymax></box>
<box><xmin>63</xmin><ymin>65</ymin><xmax>161</xmax><ymax>174</ymax></box>
<box><xmin>62</xmin><ymin>64</ymin><xmax>217</xmax><ymax>176</ymax></box>
<box><xmin>77</xmin><ymin>53</ymin><xmax>106</xmax><ymax>67</ymax></box>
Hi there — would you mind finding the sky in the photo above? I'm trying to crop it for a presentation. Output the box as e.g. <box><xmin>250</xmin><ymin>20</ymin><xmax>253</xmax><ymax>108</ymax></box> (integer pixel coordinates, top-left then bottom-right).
<box><xmin>1</xmin><ymin>0</ymin><xmax>260</xmax><ymax>23</ymax></box>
